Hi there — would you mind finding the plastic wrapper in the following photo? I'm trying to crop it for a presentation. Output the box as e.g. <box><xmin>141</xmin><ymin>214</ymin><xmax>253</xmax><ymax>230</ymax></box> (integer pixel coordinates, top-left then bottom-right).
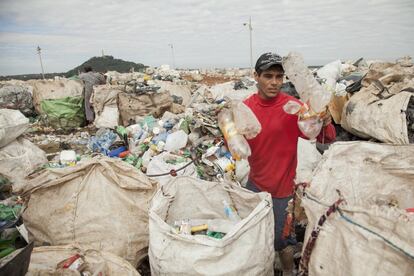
<box><xmin>231</xmin><ymin>101</ymin><xmax>261</xmax><ymax>139</ymax></box>
<box><xmin>218</xmin><ymin>109</ymin><xmax>251</xmax><ymax>160</ymax></box>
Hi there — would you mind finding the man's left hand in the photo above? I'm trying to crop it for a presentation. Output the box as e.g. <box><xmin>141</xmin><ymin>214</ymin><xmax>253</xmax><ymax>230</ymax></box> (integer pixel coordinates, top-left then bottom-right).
<box><xmin>320</xmin><ymin>109</ymin><xmax>332</xmax><ymax>127</ymax></box>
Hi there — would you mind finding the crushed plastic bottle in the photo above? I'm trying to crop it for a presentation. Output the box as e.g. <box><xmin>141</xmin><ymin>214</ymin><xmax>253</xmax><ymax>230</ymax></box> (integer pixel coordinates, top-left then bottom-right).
<box><xmin>218</xmin><ymin>108</ymin><xmax>251</xmax><ymax>160</ymax></box>
<box><xmin>88</xmin><ymin>128</ymin><xmax>117</xmax><ymax>155</ymax></box>
<box><xmin>283</xmin><ymin>52</ymin><xmax>332</xmax><ymax>113</ymax></box>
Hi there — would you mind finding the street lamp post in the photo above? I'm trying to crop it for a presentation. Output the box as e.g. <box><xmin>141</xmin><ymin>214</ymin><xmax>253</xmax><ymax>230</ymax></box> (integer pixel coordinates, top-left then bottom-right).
<box><xmin>168</xmin><ymin>43</ymin><xmax>176</xmax><ymax>69</ymax></box>
<box><xmin>243</xmin><ymin>17</ymin><xmax>253</xmax><ymax>74</ymax></box>
<box><xmin>37</xmin><ymin>46</ymin><xmax>45</xmax><ymax>79</ymax></box>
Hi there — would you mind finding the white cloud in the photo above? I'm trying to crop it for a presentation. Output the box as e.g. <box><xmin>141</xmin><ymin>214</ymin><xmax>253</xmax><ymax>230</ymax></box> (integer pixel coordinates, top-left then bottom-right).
<box><xmin>0</xmin><ymin>0</ymin><xmax>413</xmax><ymax>75</ymax></box>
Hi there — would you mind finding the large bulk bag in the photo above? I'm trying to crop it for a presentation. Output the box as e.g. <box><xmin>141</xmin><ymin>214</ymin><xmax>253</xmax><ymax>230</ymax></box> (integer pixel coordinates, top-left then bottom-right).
<box><xmin>154</xmin><ymin>81</ymin><xmax>192</xmax><ymax>106</ymax></box>
<box><xmin>0</xmin><ymin>138</ymin><xmax>47</xmax><ymax>185</ymax></box>
<box><xmin>0</xmin><ymin>81</ymin><xmax>34</xmax><ymax>116</ymax></box>
<box><xmin>149</xmin><ymin>176</ymin><xmax>275</xmax><ymax>275</ymax></box>
<box><xmin>340</xmin><ymin>61</ymin><xmax>414</xmax><ymax>144</ymax></box>
<box><xmin>27</xmin><ymin>245</ymin><xmax>140</xmax><ymax>276</ymax></box>
<box><xmin>0</xmin><ymin>109</ymin><xmax>29</xmax><ymax>148</ymax></box>
<box><xmin>300</xmin><ymin>141</ymin><xmax>414</xmax><ymax>276</ymax></box>
<box><xmin>118</xmin><ymin>92</ymin><xmax>173</xmax><ymax>126</ymax></box>
<box><xmin>29</xmin><ymin>79</ymin><xmax>84</xmax><ymax>114</ymax></box>
<box><xmin>40</xmin><ymin>96</ymin><xmax>85</xmax><ymax>129</ymax></box>
<box><xmin>16</xmin><ymin>157</ymin><xmax>158</xmax><ymax>266</ymax></box>
<box><xmin>91</xmin><ymin>85</ymin><xmax>122</xmax><ymax>128</ymax></box>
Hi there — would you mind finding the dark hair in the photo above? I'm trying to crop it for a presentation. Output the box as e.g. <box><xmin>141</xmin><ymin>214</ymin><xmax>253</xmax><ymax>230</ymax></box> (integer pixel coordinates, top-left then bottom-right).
<box><xmin>256</xmin><ymin>64</ymin><xmax>284</xmax><ymax>76</ymax></box>
<box><xmin>83</xmin><ymin>65</ymin><xmax>93</xmax><ymax>73</ymax></box>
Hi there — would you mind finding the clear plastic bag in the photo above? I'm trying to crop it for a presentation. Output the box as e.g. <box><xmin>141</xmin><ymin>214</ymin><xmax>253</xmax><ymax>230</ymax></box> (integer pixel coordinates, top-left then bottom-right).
<box><xmin>283</xmin><ymin>52</ymin><xmax>332</xmax><ymax>113</ymax></box>
<box><xmin>218</xmin><ymin>108</ymin><xmax>251</xmax><ymax>160</ymax></box>
<box><xmin>231</xmin><ymin>101</ymin><xmax>262</xmax><ymax>139</ymax></box>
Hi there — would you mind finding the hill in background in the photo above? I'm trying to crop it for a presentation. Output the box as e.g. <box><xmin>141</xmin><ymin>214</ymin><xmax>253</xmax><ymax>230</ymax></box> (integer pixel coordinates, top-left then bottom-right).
<box><xmin>65</xmin><ymin>55</ymin><xmax>146</xmax><ymax>77</ymax></box>
<box><xmin>0</xmin><ymin>55</ymin><xmax>147</xmax><ymax>81</ymax></box>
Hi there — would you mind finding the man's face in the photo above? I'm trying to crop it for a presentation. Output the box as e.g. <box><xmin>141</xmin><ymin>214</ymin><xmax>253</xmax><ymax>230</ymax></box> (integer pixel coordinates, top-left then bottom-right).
<box><xmin>254</xmin><ymin>67</ymin><xmax>284</xmax><ymax>100</ymax></box>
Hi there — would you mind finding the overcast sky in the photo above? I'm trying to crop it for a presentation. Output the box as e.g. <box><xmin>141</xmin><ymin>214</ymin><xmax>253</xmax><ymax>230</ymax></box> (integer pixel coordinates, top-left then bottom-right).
<box><xmin>0</xmin><ymin>0</ymin><xmax>413</xmax><ymax>75</ymax></box>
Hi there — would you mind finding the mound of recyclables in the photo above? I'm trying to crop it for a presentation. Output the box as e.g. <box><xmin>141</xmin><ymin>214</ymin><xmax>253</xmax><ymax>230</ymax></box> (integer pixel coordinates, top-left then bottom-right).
<box><xmin>86</xmin><ymin>98</ymin><xmax>256</xmax><ymax>184</ymax></box>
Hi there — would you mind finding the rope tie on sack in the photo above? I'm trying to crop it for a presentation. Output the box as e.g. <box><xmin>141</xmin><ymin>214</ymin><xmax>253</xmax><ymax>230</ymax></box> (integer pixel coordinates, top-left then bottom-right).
<box><xmin>298</xmin><ymin>190</ymin><xmax>344</xmax><ymax>276</ymax></box>
<box><xmin>297</xmin><ymin>189</ymin><xmax>414</xmax><ymax>276</ymax></box>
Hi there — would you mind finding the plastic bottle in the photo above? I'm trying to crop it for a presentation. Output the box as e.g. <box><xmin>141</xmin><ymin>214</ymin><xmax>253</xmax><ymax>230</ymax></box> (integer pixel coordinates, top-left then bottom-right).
<box><xmin>88</xmin><ymin>128</ymin><xmax>117</xmax><ymax>155</ymax></box>
<box><xmin>283</xmin><ymin>52</ymin><xmax>332</xmax><ymax>113</ymax></box>
<box><xmin>297</xmin><ymin>114</ymin><xmax>323</xmax><ymax>141</ymax></box>
<box><xmin>222</xmin><ymin>200</ymin><xmax>241</xmax><ymax>222</ymax></box>
<box><xmin>232</xmin><ymin>101</ymin><xmax>262</xmax><ymax>139</ymax></box>
<box><xmin>218</xmin><ymin>109</ymin><xmax>251</xmax><ymax>160</ymax></box>
<box><xmin>164</xmin><ymin>130</ymin><xmax>188</xmax><ymax>152</ymax></box>
<box><xmin>60</xmin><ymin>150</ymin><xmax>76</xmax><ymax>166</ymax></box>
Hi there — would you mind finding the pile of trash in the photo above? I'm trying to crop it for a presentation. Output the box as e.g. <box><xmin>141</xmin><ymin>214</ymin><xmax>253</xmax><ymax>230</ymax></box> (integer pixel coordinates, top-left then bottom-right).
<box><xmin>0</xmin><ymin>54</ymin><xmax>413</xmax><ymax>275</ymax></box>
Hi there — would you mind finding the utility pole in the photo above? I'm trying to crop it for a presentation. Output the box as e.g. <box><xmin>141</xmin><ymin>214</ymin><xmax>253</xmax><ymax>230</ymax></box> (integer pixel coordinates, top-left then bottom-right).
<box><xmin>243</xmin><ymin>16</ymin><xmax>253</xmax><ymax>74</ymax></box>
<box><xmin>37</xmin><ymin>46</ymin><xmax>45</xmax><ymax>79</ymax></box>
<box><xmin>168</xmin><ymin>43</ymin><xmax>176</xmax><ymax>69</ymax></box>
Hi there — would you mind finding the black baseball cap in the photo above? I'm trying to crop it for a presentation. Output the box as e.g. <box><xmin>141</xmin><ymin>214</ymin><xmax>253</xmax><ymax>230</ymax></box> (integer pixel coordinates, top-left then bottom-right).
<box><xmin>255</xmin><ymin>52</ymin><xmax>283</xmax><ymax>72</ymax></box>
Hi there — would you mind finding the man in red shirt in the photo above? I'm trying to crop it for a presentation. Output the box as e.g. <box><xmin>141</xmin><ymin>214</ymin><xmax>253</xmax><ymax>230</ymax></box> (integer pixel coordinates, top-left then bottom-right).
<box><xmin>243</xmin><ymin>53</ymin><xmax>336</xmax><ymax>275</ymax></box>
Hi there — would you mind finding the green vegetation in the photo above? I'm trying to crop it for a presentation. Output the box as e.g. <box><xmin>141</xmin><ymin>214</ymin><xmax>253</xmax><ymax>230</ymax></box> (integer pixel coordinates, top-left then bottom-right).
<box><xmin>65</xmin><ymin>55</ymin><xmax>146</xmax><ymax>77</ymax></box>
<box><xmin>0</xmin><ymin>55</ymin><xmax>147</xmax><ymax>81</ymax></box>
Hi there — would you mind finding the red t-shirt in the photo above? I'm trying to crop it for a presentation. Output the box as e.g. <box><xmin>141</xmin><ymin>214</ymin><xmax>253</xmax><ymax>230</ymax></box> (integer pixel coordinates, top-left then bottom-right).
<box><xmin>243</xmin><ymin>92</ymin><xmax>336</xmax><ymax>198</ymax></box>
